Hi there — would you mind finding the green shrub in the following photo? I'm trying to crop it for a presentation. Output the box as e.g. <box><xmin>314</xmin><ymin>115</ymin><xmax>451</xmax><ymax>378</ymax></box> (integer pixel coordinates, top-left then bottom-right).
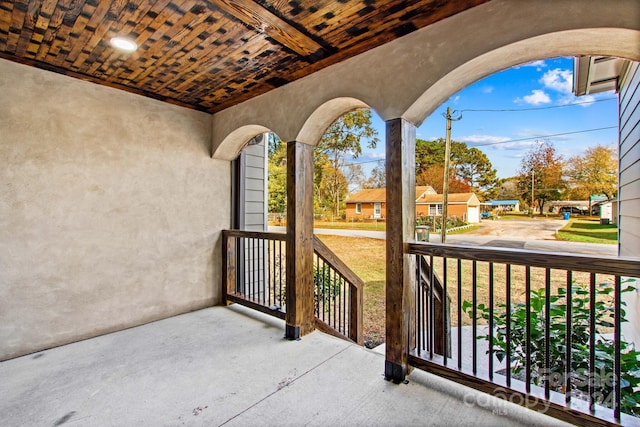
<box><xmin>463</xmin><ymin>282</ymin><xmax>640</xmax><ymax>417</ymax></box>
<box><xmin>416</xmin><ymin>215</ymin><xmax>468</xmax><ymax>230</ymax></box>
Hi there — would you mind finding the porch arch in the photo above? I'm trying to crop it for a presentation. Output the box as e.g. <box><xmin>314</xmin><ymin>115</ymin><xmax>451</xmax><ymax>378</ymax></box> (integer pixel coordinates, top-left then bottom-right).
<box><xmin>295</xmin><ymin>97</ymin><xmax>370</xmax><ymax>146</ymax></box>
<box><xmin>212</xmin><ymin>124</ymin><xmax>271</xmax><ymax>161</ymax></box>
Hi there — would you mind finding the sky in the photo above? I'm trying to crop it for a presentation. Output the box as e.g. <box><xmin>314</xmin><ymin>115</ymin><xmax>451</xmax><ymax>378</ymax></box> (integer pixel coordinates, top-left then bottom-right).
<box><xmin>352</xmin><ymin>57</ymin><xmax>619</xmax><ymax>180</ymax></box>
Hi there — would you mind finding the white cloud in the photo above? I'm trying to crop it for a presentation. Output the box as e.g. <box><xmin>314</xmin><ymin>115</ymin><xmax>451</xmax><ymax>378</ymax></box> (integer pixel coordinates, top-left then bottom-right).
<box><xmin>558</xmin><ymin>93</ymin><xmax>596</xmax><ymax>107</ymax></box>
<box><xmin>540</xmin><ymin>68</ymin><xmax>573</xmax><ymax>94</ymax></box>
<box><xmin>516</xmin><ymin>89</ymin><xmax>551</xmax><ymax>105</ymax></box>
<box><xmin>481</xmin><ymin>86</ymin><xmax>494</xmax><ymax>94</ymax></box>
<box><xmin>513</xmin><ymin>60</ymin><xmax>547</xmax><ymax>70</ymax></box>
<box><xmin>458</xmin><ymin>135</ymin><xmax>511</xmax><ymax>145</ymax></box>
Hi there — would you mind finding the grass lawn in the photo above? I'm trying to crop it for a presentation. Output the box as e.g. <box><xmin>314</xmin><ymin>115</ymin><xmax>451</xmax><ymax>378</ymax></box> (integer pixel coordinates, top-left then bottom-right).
<box><xmin>318</xmin><ymin>233</ymin><xmax>615</xmax><ymax>349</ymax></box>
<box><xmin>313</xmin><ymin>220</ymin><xmax>386</xmax><ymax>231</ymax></box>
<box><xmin>318</xmin><ymin>235</ymin><xmax>386</xmax><ymax>348</ymax></box>
<box><xmin>556</xmin><ymin>218</ymin><xmax>617</xmax><ymax>244</ymax></box>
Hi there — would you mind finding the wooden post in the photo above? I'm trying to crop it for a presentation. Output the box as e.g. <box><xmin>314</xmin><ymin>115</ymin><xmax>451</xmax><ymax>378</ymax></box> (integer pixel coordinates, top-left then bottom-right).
<box><xmin>285</xmin><ymin>141</ymin><xmax>315</xmax><ymax>339</ymax></box>
<box><xmin>222</xmin><ymin>231</ymin><xmax>236</xmax><ymax>304</ymax></box>
<box><xmin>385</xmin><ymin>118</ymin><xmax>416</xmax><ymax>382</ymax></box>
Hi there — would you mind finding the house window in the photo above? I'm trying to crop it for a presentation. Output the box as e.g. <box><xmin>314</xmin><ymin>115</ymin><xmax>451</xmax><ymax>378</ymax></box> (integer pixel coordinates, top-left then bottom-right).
<box><xmin>374</xmin><ymin>203</ymin><xmax>381</xmax><ymax>218</ymax></box>
<box><xmin>355</xmin><ymin>203</ymin><xmax>362</xmax><ymax>214</ymax></box>
<box><xmin>429</xmin><ymin>204</ymin><xmax>443</xmax><ymax>216</ymax></box>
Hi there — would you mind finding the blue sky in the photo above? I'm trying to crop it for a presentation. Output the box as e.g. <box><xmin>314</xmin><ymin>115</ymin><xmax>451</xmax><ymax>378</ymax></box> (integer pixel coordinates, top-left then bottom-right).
<box><xmin>353</xmin><ymin>57</ymin><xmax>618</xmax><ymax>179</ymax></box>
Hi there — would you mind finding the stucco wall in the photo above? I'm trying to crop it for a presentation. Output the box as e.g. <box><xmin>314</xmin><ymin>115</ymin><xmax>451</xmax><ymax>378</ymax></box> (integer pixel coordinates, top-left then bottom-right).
<box><xmin>0</xmin><ymin>59</ymin><xmax>228</xmax><ymax>361</ymax></box>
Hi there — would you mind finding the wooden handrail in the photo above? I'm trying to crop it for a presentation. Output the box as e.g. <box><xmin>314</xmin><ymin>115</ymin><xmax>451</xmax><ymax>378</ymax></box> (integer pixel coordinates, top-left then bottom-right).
<box><xmin>313</xmin><ymin>235</ymin><xmax>364</xmax><ymax>345</ymax></box>
<box><xmin>223</xmin><ymin>229</ymin><xmax>286</xmax><ymax>241</ymax></box>
<box><xmin>313</xmin><ymin>235</ymin><xmax>364</xmax><ymax>291</ymax></box>
<box><xmin>407</xmin><ymin>241</ymin><xmax>639</xmax><ymax>276</ymax></box>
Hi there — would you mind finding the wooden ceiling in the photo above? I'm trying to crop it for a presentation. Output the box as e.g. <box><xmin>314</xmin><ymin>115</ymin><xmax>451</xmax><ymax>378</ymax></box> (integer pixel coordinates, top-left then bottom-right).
<box><xmin>0</xmin><ymin>0</ymin><xmax>488</xmax><ymax>114</ymax></box>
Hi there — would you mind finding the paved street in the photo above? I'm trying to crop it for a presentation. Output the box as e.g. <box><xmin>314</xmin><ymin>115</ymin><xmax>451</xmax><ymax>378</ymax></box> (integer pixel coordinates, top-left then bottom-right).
<box><xmin>270</xmin><ymin>219</ymin><xmax>618</xmax><ymax>256</ymax></box>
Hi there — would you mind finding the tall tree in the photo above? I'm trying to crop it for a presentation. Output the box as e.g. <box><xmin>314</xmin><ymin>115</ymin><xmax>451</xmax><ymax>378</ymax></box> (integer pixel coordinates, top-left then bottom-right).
<box><xmin>417</xmin><ymin>164</ymin><xmax>471</xmax><ymax>193</ymax></box>
<box><xmin>567</xmin><ymin>144</ymin><xmax>618</xmax><ymax>200</ymax></box>
<box><xmin>314</xmin><ymin>109</ymin><xmax>379</xmax><ymax>216</ymax></box>
<box><xmin>415</xmin><ymin>138</ymin><xmax>497</xmax><ymax>199</ymax></box>
<box><xmin>517</xmin><ymin>140</ymin><xmax>566</xmax><ymax>213</ymax></box>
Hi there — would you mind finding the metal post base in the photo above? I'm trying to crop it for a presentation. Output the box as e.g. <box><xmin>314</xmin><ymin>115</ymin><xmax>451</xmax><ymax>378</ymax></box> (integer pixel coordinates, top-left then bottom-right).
<box><xmin>285</xmin><ymin>324</ymin><xmax>301</xmax><ymax>340</ymax></box>
<box><xmin>385</xmin><ymin>360</ymin><xmax>406</xmax><ymax>384</ymax></box>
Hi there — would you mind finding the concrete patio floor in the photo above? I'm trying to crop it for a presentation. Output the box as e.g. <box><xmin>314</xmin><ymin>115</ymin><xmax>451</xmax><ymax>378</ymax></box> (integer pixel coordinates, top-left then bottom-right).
<box><xmin>0</xmin><ymin>305</ymin><xmax>571</xmax><ymax>427</ymax></box>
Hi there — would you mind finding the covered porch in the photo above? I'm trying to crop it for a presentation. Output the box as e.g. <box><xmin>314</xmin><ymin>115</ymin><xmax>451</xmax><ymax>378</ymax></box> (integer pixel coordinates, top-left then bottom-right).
<box><xmin>0</xmin><ymin>305</ymin><xmax>568</xmax><ymax>427</ymax></box>
<box><xmin>1</xmin><ymin>1</ymin><xmax>639</xmax><ymax>427</ymax></box>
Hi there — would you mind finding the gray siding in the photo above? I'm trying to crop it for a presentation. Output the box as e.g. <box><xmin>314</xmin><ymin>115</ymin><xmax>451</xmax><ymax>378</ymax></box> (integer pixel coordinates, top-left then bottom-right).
<box><xmin>619</xmin><ymin>62</ymin><xmax>640</xmax><ymax>257</ymax></box>
<box><xmin>618</xmin><ymin>61</ymin><xmax>640</xmax><ymax>347</ymax></box>
<box><xmin>239</xmin><ymin>138</ymin><xmax>268</xmax><ymax>297</ymax></box>
<box><xmin>243</xmin><ymin>139</ymin><xmax>267</xmax><ymax>232</ymax></box>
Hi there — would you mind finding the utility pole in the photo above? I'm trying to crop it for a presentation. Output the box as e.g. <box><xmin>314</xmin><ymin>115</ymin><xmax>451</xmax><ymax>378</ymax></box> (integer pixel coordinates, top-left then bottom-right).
<box><xmin>441</xmin><ymin>107</ymin><xmax>462</xmax><ymax>243</ymax></box>
<box><xmin>531</xmin><ymin>169</ymin><xmax>535</xmax><ymax>217</ymax></box>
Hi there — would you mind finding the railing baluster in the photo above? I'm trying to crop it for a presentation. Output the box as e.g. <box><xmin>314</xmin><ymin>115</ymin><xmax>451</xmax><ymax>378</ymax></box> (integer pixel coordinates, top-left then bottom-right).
<box><xmin>589</xmin><ymin>272</ymin><xmax>596</xmax><ymax>412</ymax></box>
<box><xmin>315</xmin><ymin>255</ymin><xmax>320</xmax><ymax>317</ymax></box>
<box><xmin>429</xmin><ymin>255</ymin><xmax>434</xmax><ymax>360</ymax></box>
<box><xmin>457</xmin><ymin>259</ymin><xmax>462</xmax><ymax>371</ymax></box>
<box><xmin>442</xmin><ymin>257</ymin><xmax>448</xmax><ymax>366</ymax></box>
<box><xmin>544</xmin><ymin>268</ymin><xmax>551</xmax><ymax>400</ymax></box>
<box><xmin>417</xmin><ymin>255</ymin><xmax>422</xmax><ymax>354</ymax></box>
<box><xmin>252</xmin><ymin>237</ymin><xmax>256</xmax><ymax>301</ymax></box>
<box><xmin>279</xmin><ymin>239</ymin><xmax>283</xmax><ymax>307</ymax></box>
<box><xmin>565</xmin><ymin>270</ymin><xmax>572</xmax><ymax>405</ymax></box>
<box><xmin>525</xmin><ymin>266</ymin><xmax>531</xmax><ymax>393</ymax></box>
<box><xmin>472</xmin><ymin>260</ymin><xmax>477</xmax><ymax>375</ymax></box>
<box><xmin>488</xmin><ymin>262</ymin><xmax>494</xmax><ymax>381</ymax></box>
<box><xmin>614</xmin><ymin>275</ymin><xmax>621</xmax><ymax>420</ymax></box>
<box><xmin>506</xmin><ymin>264</ymin><xmax>511</xmax><ymax>388</ymax></box>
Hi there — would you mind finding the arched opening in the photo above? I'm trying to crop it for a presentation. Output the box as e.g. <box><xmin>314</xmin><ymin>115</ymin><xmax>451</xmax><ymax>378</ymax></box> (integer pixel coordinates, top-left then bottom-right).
<box><xmin>383</xmin><ymin>27</ymin><xmax>640</xmax><ymax>421</ymax></box>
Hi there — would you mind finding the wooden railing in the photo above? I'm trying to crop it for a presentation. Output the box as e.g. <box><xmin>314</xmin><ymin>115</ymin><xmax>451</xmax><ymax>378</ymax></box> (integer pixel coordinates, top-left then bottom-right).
<box><xmin>313</xmin><ymin>236</ymin><xmax>364</xmax><ymax>344</ymax></box>
<box><xmin>406</xmin><ymin>242</ymin><xmax>640</xmax><ymax>426</ymax></box>
<box><xmin>222</xmin><ymin>230</ymin><xmax>363</xmax><ymax>345</ymax></box>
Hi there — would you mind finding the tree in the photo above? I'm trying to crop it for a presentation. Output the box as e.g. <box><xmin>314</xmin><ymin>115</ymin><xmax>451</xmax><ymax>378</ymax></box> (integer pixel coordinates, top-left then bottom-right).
<box><xmin>267</xmin><ymin>135</ymin><xmax>287</xmax><ymax>213</ymax></box>
<box><xmin>317</xmin><ymin>162</ymin><xmax>348</xmax><ymax>216</ymax></box>
<box><xmin>361</xmin><ymin>163</ymin><xmax>386</xmax><ymax>189</ymax></box>
<box><xmin>417</xmin><ymin>164</ymin><xmax>471</xmax><ymax>193</ymax></box>
<box><xmin>517</xmin><ymin>140</ymin><xmax>566</xmax><ymax>213</ymax></box>
<box><xmin>415</xmin><ymin>138</ymin><xmax>497</xmax><ymax>199</ymax></box>
<box><xmin>567</xmin><ymin>144</ymin><xmax>618</xmax><ymax>200</ymax></box>
<box><xmin>495</xmin><ymin>178</ymin><xmax>521</xmax><ymax>201</ymax></box>
<box><xmin>314</xmin><ymin>109</ymin><xmax>379</xmax><ymax>217</ymax></box>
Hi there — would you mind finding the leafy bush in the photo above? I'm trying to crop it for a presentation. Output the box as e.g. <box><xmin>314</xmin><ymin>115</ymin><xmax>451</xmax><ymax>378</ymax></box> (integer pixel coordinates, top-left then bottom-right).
<box><xmin>314</xmin><ymin>263</ymin><xmax>342</xmax><ymax>307</ymax></box>
<box><xmin>416</xmin><ymin>215</ymin><xmax>467</xmax><ymax>230</ymax></box>
<box><xmin>463</xmin><ymin>282</ymin><xmax>640</xmax><ymax>417</ymax></box>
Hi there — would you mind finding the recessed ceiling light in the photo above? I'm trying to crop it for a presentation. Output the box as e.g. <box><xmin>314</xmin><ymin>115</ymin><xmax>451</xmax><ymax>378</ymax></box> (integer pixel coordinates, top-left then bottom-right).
<box><xmin>110</xmin><ymin>36</ymin><xmax>138</xmax><ymax>52</ymax></box>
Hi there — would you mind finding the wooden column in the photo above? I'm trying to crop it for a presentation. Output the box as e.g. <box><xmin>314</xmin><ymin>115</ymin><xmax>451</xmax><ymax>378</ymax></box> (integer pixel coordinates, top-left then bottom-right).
<box><xmin>285</xmin><ymin>140</ymin><xmax>315</xmax><ymax>339</ymax></box>
<box><xmin>385</xmin><ymin>118</ymin><xmax>416</xmax><ymax>382</ymax></box>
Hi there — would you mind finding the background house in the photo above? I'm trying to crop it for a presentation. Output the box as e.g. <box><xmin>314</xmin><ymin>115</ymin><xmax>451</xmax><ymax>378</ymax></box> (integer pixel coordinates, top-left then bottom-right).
<box><xmin>485</xmin><ymin>199</ymin><xmax>520</xmax><ymax>212</ymax></box>
<box><xmin>416</xmin><ymin>193</ymin><xmax>481</xmax><ymax>223</ymax></box>
<box><xmin>346</xmin><ymin>186</ymin><xmax>479</xmax><ymax>224</ymax></box>
<box><xmin>344</xmin><ymin>188</ymin><xmax>387</xmax><ymax>220</ymax></box>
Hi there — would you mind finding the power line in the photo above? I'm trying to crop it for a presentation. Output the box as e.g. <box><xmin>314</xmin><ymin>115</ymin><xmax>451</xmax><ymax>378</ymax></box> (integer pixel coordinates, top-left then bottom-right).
<box><xmin>469</xmin><ymin>126</ymin><xmax>617</xmax><ymax>147</ymax></box>
<box><xmin>460</xmin><ymin>97</ymin><xmax>616</xmax><ymax>113</ymax></box>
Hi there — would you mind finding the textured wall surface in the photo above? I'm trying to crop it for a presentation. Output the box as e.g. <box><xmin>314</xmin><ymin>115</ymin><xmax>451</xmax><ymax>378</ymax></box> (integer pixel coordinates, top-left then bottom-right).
<box><xmin>0</xmin><ymin>59</ymin><xmax>229</xmax><ymax>361</ymax></box>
